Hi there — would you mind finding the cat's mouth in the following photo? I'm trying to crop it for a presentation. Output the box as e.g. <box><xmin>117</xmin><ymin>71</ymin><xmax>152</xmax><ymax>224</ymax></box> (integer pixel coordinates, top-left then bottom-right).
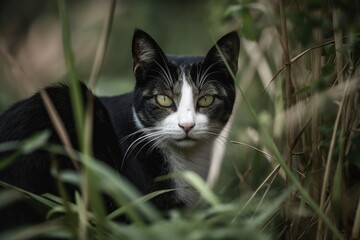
<box><xmin>177</xmin><ymin>136</ymin><xmax>196</xmax><ymax>141</ymax></box>
<box><xmin>175</xmin><ymin>136</ymin><xmax>197</xmax><ymax>142</ymax></box>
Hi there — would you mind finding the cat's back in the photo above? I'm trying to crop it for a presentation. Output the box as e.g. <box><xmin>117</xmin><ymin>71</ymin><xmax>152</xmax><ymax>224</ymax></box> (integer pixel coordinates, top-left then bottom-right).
<box><xmin>100</xmin><ymin>92</ymin><xmax>136</xmax><ymax>138</ymax></box>
<box><xmin>0</xmin><ymin>82</ymin><xmax>125</xmax><ymax>186</ymax></box>
<box><xmin>0</xmin><ymin>83</ymin><xmax>123</xmax><ymax>229</ymax></box>
<box><xmin>0</xmin><ymin>84</ymin><xmax>75</xmax><ymax>142</ymax></box>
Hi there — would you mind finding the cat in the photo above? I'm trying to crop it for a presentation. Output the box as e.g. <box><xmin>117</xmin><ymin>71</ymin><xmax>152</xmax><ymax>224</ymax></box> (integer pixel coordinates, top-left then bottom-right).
<box><xmin>0</xmin><ymin>29</ymin><xmax>240</xmax><ymax>229</ymax></box>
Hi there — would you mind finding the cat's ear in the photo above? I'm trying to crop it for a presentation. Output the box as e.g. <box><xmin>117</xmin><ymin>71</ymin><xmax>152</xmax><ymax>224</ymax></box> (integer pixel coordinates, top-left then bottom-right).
<box><xmin>132</xmin><ymin>29</ymin><xmax>167</xmax><ymax>75</ymax></box>
<box><xmin>203</xmin><ymin>31</ymin><xmax>240</xmax><ymax>75</ymax></box>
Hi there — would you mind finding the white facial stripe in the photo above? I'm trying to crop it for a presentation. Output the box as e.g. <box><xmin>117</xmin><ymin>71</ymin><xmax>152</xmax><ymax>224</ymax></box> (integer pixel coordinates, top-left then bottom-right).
<box><xmin>177</xmin><ymin>73</ymin><xmax>195</xmax><ymax>126</ymax></box>
<box><xmin>157</xmin><ymin>69</ymin><xmax>209</xmax><ymax>143</ymax></box>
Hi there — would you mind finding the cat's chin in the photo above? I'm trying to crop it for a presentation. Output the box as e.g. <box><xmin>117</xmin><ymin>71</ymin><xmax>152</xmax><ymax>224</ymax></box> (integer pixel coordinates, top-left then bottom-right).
<box><xmin>169</xmin><ymin>137</ymin><xmax>199</xmax><ymax>148</ymax></box>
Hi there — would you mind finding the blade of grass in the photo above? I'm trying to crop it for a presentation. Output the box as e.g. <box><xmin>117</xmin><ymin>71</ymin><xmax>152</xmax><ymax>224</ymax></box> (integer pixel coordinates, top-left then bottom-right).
<box><xmin>0</xmin><ymin>220</ymin><xmax>66</xmax><ymax>240</ymax></box>
<box><xmin>57</xmin><ymin>0</ymin><xmax>85</xmax><ymax>150</ymax></box>
<box><xmin>88</xmin><ymin>0</ymin><xmax>116</xmax><ymax>89</ymax></box>
<box><xmin>0</xmin><ymin>190</ymin><xmax>23</xmax><ymax>208</ymax></box>
<box><xmin>81</xmin><ymin>3</ymin><xmax>117</xmax><ymax>236</ymax></box>
<box><xmin>316</xmin><ymin>81</ymin><xmax>347</xmax><ymax>238</ymax></box>
<box><xmin>0</xmin><ymin>131</ymin><xmax>50</xmax><ymax>170</ymax></box>
<box><xmin>0</xmin><ymin>181</ymin><xmax>58</xmax><ymax>209</ymax></box>
<box><xmin>107</xmin><ymin>189</ymin><xmax>175</xmax><ymax>220</ymax></box>
<box><xmin>279</xmin><ymin>2</ymin><xmax>294</xmax><ymax>237</ymax></box>
<box><xmin>51</xmin><ymin>157</ymin><xmax>79</xmax><ymax>238</ymax></box>
<box><xmin>75</xmin><ymin>191</ymin><xmax>88</xmax><ymax>240</ymax></box>
<box><xmin>351</xmin><ymin>198</ymin><xmax>360</xmax><ymax>239</ymax></box>
<box><xmin>57</xmin><ymin>1</ymin><xmax>101</xmax><ymax>238</ymax></box>
<box><xmin>332</xmin><ymin>130</ymin><xmax>344</xmax><ymax>221</ymax></box>
<box><xmin>158</xmin><ymin>171</ymin><xmax>220</xmax><ymax>207</ymax></box>
<box><xmin>84</xmin><ymin>0</ymin><xmax>116</xmax><ymax>155</ymax></box>
<box><xmin>40</xmin><ymin>90</ymin><xmax>80</xmax><ymax>171</ymax></box>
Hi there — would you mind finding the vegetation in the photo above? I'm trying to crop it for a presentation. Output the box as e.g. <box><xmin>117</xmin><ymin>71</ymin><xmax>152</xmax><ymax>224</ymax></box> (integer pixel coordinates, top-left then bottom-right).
<box><xmin>0</xmin><ymin>0</ymin><xmax>359</xmax><ymax>239</ymax></box>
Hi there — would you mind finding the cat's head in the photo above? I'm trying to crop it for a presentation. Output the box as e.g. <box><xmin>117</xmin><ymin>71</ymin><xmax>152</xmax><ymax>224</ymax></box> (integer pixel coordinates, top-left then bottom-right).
<box><xmin>131</xmin><ymin>29</ymin><xmax>239</xmax><ymax>149</ymax></box>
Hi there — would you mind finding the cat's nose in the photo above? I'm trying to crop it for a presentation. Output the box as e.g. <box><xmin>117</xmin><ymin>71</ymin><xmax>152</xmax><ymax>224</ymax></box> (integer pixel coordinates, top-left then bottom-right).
<box><xmin>178</xmin><ymin>122</ymin><xmax>195</xmax><ymax>134</ymax></box>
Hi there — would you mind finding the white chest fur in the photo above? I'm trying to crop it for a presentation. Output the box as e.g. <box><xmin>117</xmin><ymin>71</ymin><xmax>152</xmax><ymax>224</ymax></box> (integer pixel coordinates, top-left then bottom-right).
<box><xmin>162</xmin><ymin>143</ymin><xmax>212</xmax><ymax>206</ymax></box>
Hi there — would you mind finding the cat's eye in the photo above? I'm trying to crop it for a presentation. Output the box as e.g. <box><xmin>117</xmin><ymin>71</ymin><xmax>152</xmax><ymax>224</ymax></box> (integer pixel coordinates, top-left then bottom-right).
<box><xmin>197</xmin><ymin>95</ymin><xmax>215</xmax><ymax>107</ymax></box>
<box><xmin>156</xmin><ymin>94</ymin><xmax>173</xmax><ymax>107</ymax></box>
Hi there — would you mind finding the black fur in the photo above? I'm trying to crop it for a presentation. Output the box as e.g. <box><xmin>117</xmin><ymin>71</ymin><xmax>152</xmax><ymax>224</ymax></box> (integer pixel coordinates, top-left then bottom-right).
<box><xmin>0</xmin><ymin>84</ymin><xmax>123</xmax><ymax>229</ymax></box>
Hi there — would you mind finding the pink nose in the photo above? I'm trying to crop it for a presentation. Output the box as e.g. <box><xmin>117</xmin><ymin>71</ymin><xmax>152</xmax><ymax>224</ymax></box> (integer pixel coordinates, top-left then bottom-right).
<box><xmin>178</xmin><ymin>123</ymin><xmax>195</xmax><ymax>134</ymax></box>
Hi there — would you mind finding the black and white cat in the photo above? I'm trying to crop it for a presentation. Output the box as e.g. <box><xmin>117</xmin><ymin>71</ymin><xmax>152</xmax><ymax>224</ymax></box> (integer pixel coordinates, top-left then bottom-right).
<box><xmin>0</xmin><ymin>29</ymin><xmax>239</xmax><ymax>228</ymax></box>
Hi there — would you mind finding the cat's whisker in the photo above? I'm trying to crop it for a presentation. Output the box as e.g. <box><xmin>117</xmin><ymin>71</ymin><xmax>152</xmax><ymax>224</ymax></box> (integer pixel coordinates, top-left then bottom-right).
<box><xmin>196</xmin><ymin>131</ymin><xmax>230</xmax><ymax>144</ymax></box>
<box><xmin>122</xmin><ymin>128</ymin><xmax>173</xmax><ymax>161</ymax></box>
<box><xmin>120</xmin><ymin>129</ymin><xmax>145</xmax><ymax>143</ymax></box>
<box><xmin>133</xmin><ymin>135</ymin><xmax>164</xmax><ymax>161</ymax></box>
<box><xmin>145</xmin><ymin>135</ymin><xmax>167</xmax><ymax>158</ymax></box>
<box><xmin>154</xmin><ymin>60</ymin><xmax>173</xmax><ymax>89</ymax></box>
<box><xmin>120</xmin><ymin>126</ymin><xmax>164</xmax><ymax>143</ymax></box>
<box><xmin>122</xmin><ymin>131</ymin><xmax>166</xmax><ymax>167</ymax></box>
<box><xmin>148</xmin><ymin>70</ymin><xmax>172</xmax><ymax>89</ymax></box>
<box><xmin>198</xmin><ymin>60</ymin><xmax>223</xmax><ymax>88</ymax></box>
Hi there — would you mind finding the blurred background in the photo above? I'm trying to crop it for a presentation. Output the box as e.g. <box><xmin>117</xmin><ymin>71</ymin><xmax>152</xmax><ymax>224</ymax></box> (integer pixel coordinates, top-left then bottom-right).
<box><xmin>0</xmin><ymin>0</ymin><xmax>236</xmax><ymax>104</ymax></box>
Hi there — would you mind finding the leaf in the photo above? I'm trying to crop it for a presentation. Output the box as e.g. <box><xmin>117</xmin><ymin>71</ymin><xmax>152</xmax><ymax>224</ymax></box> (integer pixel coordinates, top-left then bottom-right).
<box><xmin>20</xmin><ymin>131</ymin><xmax>51</xmax><ymax>154</ymax></box>
<box><xmin>293</xmin><ymin>85</ymin><xmax>311</xmax><ymax>96</ymax></box>
<box><xmin>77</xmin><ymin>152</ymin><xmax>163</xmax><ymax>224</ymax></box>
<box><xmin>107</xmin><ymin>189</ymin><xmax>176</xmax><ymax>220</ymax></box>
<box><xmin>0</xmin><ymin>220</ymin><xmax>68</xmax><ymax>240</ymax></box>
<box><xmin>0</xmin><ymin>131</ymin><xmax>50</xmax><ymax>170</ymax></box>
<box><xmin>0</xmin><ymin>190</ymin><xmax>23</xmax><ymax>208</ymax></box>
<box><xmin>0</xmin><ymin>181</ymin><xmax>58</xmax><ymax>209</ymax></box>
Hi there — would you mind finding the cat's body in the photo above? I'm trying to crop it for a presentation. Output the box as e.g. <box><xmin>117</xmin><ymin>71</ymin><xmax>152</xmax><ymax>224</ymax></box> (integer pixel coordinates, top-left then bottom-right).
<box><xmin>0</xmin><ymin>29</ymin><xmax>240</xmax><ymax>229</ymax></box>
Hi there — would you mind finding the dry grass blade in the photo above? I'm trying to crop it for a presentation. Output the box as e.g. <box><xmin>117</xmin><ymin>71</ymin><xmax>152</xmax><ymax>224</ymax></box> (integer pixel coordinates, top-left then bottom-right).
<box><xmin>40</xmin><ymin>90</ymin><xmax>80</xmax><ymax>171</ymax></box>
<box><xmin>279</xmin><ymin>1</ymin><xmax>293</xmax><ymax>238</ymax></box>
<box><xmin>88</xmin><ymin>0</ymin><xmax>116</xmax><ymax>89</ymax></box>
<box><xmin>316</xmin><ymin>81</ymin><xmax>347</xmax><ymax>238</ymax></box>
<box><xmin>83</xmin><ymin>0</ymin><xmax>117</xmax><ymax>154</ymax></box>
<box><xmin>232</xmin><ymin>164</ymin><xmax>281</xmax><ymax>222</ymax></box>
<box><xmin>231</xmin><ymin>140</ymin><xmax>276</xmax><ymax>161</ymax></box>
<box><xmin>262</xmin><ymin>39</ymin><xmax>335</xmax><ymax>97</ymax></box>
<box><xmin>352</xmin><ymin>198</ymin><xmax>360</xmax><ymax>239</ymax></box>
<box><xmin>81</xmin><ymin>1</ymin><xmax>116</xmax><ymax>239</ymax></box>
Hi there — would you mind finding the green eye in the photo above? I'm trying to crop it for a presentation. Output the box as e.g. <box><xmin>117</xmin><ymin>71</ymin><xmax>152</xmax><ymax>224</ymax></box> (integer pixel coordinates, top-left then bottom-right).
<box><xmin>156</xmin><ymin>94</ymin><xmax>173</xmax><ymax>107</ymax></box>
<box><xmin>198</xmin><ymin>95</ymin><xmax>215</xmax><ymax>107</ymax></box>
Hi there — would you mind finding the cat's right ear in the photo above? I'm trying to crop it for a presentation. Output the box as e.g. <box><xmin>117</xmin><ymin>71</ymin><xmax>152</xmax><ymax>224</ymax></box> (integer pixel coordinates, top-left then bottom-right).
<box><xmin>132</xmin><ymin>29</ymin><xmax>167</xmax><ymax>76</ymax></box>
<box><xmin>203</xmin><ymin>31</ymin><xmax>240</xmax><ymax>76</ymax></box>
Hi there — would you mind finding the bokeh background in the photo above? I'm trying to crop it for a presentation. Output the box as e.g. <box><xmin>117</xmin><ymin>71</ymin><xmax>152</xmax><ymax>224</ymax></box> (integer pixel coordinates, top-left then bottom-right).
<box><xmin>0</xmin><ymin>0</ymin><xmax>235</xmax><ymax>103</ymax></box>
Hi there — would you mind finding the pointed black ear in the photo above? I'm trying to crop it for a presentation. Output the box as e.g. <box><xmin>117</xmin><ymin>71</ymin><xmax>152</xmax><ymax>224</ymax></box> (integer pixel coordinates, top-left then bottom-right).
<box><xmin>203</xmin><ymin>31</ymin><xmax>240</xmax><ymax>75</ymax></box>
<box><xmin>132</xmin><ymin>29</ymin><xmax>167</xmax><ymax>74</ymax></box>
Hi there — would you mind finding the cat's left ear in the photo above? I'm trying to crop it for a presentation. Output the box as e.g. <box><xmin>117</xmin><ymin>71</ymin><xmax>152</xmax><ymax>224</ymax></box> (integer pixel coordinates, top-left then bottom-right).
<box><xmin>203</xmin><ymin>31</ymin><xmax>240</xmax><ymax>75</ymax></box>
<box><xmin>132</xmin><ymin>29</ymin><xmax>167</xmax><ymax>75</ymax></box>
